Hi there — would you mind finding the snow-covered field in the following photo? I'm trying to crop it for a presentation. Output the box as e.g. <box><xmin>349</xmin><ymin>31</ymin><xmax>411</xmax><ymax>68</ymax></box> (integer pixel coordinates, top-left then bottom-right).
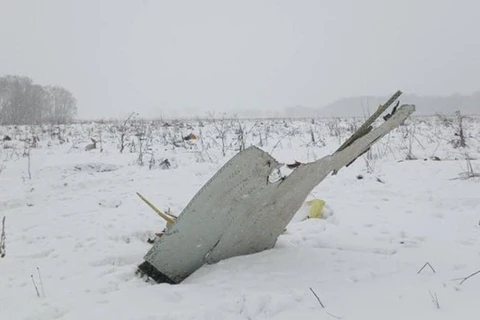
<box><xmin>1</xmin><ymin>114</ymin><xmax>480</xmax><ymax>320</ymax></box>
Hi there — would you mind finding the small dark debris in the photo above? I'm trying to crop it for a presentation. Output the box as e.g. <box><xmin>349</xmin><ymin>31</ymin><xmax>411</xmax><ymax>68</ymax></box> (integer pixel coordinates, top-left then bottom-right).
<box><xmin>160</xmin><ymin>159</ymin><xmax>171</xmax><ymax>169</ymax></box>
<box><xmin>382</xmin><ymin>101</ymin><xmax>399</xmax><ymax>121</ymax></box>
<box><xmin>147</xmin><ymin>232</ymin><xmax>164</xmax><ymax>244</ymax></box>
<box><xmin>182</xmin><ymin>133</ymin><xmax>197</xmax><ymax>141</ymax></box>
<box><xmin>286</xmin><ymin>161</ymin><xmax>302</xmax><ymax>169</ymax></box>
<box><xmin>356</xmin><ymin>174</ymin><xmax>364</xmax><ymax>180</ymax></box>
<box><xmin>432</xmin><ymin>156</ymin><xmax>441</xmax><ymax>161</ymax></box>
<box><xmin>2</xmin><ymin>135</ymin><xmax>11</xmax><ymax>141</ymax></box>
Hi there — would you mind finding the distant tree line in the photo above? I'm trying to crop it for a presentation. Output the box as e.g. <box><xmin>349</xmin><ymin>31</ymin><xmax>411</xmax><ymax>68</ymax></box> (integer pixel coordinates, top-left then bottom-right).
<box><xmin>0</xmin><ymin>75</ymin><xmax>77</xmax><ymax>125</ymax></box>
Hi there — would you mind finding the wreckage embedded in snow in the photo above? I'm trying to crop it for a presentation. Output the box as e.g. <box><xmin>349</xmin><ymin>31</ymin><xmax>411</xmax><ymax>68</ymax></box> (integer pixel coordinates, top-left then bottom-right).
<box><xmin>138</xmin><ymin>91</ymin><xmax>415</xmax><ymax>284</ymax></box>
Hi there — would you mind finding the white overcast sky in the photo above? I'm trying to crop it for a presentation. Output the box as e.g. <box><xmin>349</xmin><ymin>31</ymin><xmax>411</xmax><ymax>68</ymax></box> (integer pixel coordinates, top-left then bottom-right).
<box><xmin>0</xmin><ymin>0</ymin><xmax>479</xmax><ymax>118</ymax></box>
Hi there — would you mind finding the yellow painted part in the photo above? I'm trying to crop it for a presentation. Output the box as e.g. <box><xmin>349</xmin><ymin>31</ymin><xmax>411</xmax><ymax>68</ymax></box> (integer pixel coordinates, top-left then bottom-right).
<box><xmin>306</xmin><ymin>199</ymin><xmax>326</xmax><ymax>219</ymax></box>
<box><xmin>136</xmin><ymin>192</ymin><xmax>175</xmax><ymax>228</ymax></box>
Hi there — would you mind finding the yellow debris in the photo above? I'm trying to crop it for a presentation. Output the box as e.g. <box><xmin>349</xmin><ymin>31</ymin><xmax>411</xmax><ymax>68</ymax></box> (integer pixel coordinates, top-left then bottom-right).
<box><xmin>136</xmin><ymin>192</ymin><xmax>175</xmax><ymax>228</ymax></box>
<box><xmin>306</xmin><ymin>199</ymin><xmax>326</xmax><ymax>219</ymax></box>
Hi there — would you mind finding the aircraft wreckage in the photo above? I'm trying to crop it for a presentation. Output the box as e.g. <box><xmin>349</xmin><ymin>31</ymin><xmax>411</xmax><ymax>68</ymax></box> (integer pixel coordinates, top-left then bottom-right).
<box><xmin>136</xmin><ymin>91</ymin><xmax>415</xmax><ymax>284</ymax></box>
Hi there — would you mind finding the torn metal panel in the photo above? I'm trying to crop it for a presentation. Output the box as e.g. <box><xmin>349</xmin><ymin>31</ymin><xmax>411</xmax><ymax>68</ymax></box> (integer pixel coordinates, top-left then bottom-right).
<box><xmin>140</xmin><ymin>104</ymin><xmax>416</xmax><ymax>284</ymax></box>
<box><xmin>142</xmin><ymin>146</ymin><xmax>279</xmax><ymax>283</ymax></box>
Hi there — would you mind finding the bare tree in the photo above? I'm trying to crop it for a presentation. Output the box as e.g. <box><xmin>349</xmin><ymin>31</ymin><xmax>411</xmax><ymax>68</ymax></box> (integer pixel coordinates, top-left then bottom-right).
<box><xmin>208</xmin><ymin>112</ymin><xmax>229</xmax><ymax>157</ymax></box>
<box><xmin>44</xmin><ymin>85</ymin><xmax>77</xmax><ymax>124</ymax></box>
<box><xmin>452</xmin><ymin>110</ymin><xmax>467</xmax><ymax>148</ymax></box>
<box><xmin>0</xmin><ymin>75</ymin><xmax>77</xmax><ymax>125</ymax></box>
<box><xmin>118</xmin><ymin>112</ymin><xmax>138</xmax><ymax>153</ymax></box>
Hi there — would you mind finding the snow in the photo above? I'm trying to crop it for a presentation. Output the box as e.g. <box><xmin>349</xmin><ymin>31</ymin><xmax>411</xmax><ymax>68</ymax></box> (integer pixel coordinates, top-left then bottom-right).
<box><xmin>1</xmin><ymin>116</ymin><xmax>480</xmax><ymax>320</ymax></box>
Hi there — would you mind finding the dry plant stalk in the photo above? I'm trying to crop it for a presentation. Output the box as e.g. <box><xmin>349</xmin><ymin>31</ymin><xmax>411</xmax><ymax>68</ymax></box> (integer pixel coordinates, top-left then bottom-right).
<box><xmin>0</xmin><ymin>217</ymin><xmax>5</xmax><ymax>258</ymax></box>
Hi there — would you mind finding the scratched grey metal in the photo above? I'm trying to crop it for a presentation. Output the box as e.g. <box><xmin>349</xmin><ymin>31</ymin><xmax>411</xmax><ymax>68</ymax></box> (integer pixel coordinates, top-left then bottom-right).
<box><xmin>207</xmin><ymin>105</ymin><xmax>416</xmax><ymax>262</ymax></box>
<box><xmin>143</xmin><ymin>146</ymin><xmax>279</xmax><ymax>283</ymax></box>
<box><xmin>143</xmin><ymin>105</ymin><xmax>416</xmax><ymax>283</ymax></box>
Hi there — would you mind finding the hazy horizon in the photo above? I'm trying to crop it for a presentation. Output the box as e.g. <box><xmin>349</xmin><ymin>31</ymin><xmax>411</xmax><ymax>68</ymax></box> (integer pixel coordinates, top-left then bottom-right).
<box><xmin>1</xmin><ymin>0</ymin><xmax>479</xmax><ymax>119</ymax></box>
